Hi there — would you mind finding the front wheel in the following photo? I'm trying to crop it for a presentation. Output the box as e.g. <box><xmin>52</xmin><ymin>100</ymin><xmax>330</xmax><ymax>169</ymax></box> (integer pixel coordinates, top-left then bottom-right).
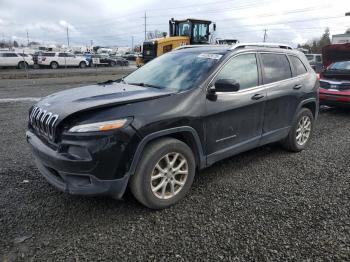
<box><xmin>18</xmin><ymin>61</ymin><xmax>27</xmax><ymax>69</ymax></box>
<box><xmin>79</xmin><ymin>61</ymin><xmax>87</xmax><ymax>68</ymax></box>
<box><xmin>129</xmin><ymin>138</ymin><xmax>196</xmax><ymax>209</ymax></box>
<box><xmin>281</xmin><ymin>108</ymin><xmax>314</xmax><ymax>152</ymax></box>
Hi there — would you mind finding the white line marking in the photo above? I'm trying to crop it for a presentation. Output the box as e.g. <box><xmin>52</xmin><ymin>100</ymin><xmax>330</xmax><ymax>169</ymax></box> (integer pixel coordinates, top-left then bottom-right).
<box><xmin>0</xmin><ymin>97</ymin><xmax>41</xmax><ymax>103</ymax></box>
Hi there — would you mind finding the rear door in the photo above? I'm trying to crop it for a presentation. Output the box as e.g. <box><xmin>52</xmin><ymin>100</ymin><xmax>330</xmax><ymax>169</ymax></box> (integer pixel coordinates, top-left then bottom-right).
<box><xmin>259</xmin><ymin>52</ymin><xmax>302</xmax><ymax>142</ymax></box>
<box><xmin>205</xmin><ymin>52</ymin><xmax>266</xmax><ymax>164</ymax></box>
<box><xmin>66</xmin><ymin>53</ymin><xmax>77</xmax><ymax>65</ymax></box>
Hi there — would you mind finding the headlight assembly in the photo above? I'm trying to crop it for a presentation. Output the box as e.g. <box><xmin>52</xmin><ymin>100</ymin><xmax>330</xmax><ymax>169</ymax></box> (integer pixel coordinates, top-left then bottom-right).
<box><xmin>68</xmin><ymin>118</ymin><xmax>128</xmax><ymax>133</ymax></box>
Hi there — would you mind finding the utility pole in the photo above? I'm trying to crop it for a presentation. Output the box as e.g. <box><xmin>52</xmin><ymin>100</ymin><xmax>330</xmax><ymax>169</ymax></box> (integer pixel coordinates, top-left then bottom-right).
<box><xmin>26</xmin><ymin>30</ymin><xmax>29</xmax><ymax>46</ymax></box>
<box><xmin>144</xmin><ymin>12</ymin><xmax>147</xmax><ymax>40</ymax></box>
<box><xmin>90</xmin><ymin>40</ymin><xmax>93</xmax><ymax>47</ymax></box>
<box><xmin>263</xmin><ymin>29</ymin><xmax>268</xmax><ymax>42</ymax></box>
<box><xmin>131</xmin><ymin>36</ymin><xmax>134</xmax><ymax>51</ymax></box>
<box><xmin>66</xmin><ymin>26</ymin><xmax>70</xmax><ymax>47</ymax></box>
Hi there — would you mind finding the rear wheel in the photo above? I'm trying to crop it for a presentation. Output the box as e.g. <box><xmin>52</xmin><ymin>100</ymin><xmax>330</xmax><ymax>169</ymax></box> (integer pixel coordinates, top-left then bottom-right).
<box><xmin>129</xmin><ymin>138</ymin><xmax>196</xmax><ymax>209</ymax></box>
<box><xmin>281</xmin><ymin>108</ymin><xmax>314</xmax><ymax>152</ymax></box>
<box><xmin>50</xmin><ymin>61</ymin><xmax>59</xmax><ymax>69</ymax></box>
<box><xmin>79</xmin><ymin>61</ymin><xmax>87</xmax><ymax>68</ymax></box>
<box><xmin>110</xmin><ymin>61</ymin><xmax>116</xmax><ymax>67</ymax></box>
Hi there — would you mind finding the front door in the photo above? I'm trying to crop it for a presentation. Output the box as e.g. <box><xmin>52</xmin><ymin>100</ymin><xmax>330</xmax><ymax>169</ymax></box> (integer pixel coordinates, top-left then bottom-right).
<box><xmin>205</xmin><ymin>53</ymin><xmax>266</xmax><ymax>165</ymax></box>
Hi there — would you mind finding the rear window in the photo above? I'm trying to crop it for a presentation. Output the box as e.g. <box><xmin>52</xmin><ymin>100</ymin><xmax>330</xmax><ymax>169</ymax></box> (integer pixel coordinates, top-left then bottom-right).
<box><xmin>305</xmin><ymin>55</ymin><xmax>314</xmax><ymax>61</ymax></box>
<box><xmin>43</xmin><ymin>53</ymin><xmax>55</xmax><ymax>57</ymax></box>
<box><xmin>289</xmin><ymin>56</ymin><xmax>307</xmax><ymax>76</ymax></box>
<box><xmin>261</xmin><ymin>53</ymin><xmax>292</xmax><ymax>84</ymax></box>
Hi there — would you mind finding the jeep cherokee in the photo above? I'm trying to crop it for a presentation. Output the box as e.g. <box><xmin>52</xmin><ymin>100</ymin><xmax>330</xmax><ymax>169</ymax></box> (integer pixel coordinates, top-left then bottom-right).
<box><xmin>26</xmin><ymin>44</ymin><xmax>319</xmax><ymax>209</ymax></box>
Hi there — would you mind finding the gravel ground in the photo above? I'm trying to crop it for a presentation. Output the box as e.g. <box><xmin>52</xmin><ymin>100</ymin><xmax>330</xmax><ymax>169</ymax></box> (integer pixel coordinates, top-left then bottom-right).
<box><xmin>0</xmin><ymin>78</ymin><xmax>349</xmax><ymax>260</ymax></box>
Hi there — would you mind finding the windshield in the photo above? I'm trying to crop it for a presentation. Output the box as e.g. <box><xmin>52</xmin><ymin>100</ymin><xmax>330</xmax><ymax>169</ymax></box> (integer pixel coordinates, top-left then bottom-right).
<box><xmin>329</xmin><ymin>61</ymin><xmax>350</xmax><ymax>70</ymax></box>
<box><xmin>178</xmin><ymin>22</ymin><xmax>191</xmax><ymax>36</ymax></box>
<box><xmin>124</xmin><ymin>51</ymin><xmax>222</xmax><ymax>91</ymax></box>
<box><xmin>192</xmin><ymin>23</ymin><xmax>209</xmax><ymax>43</ymax></box>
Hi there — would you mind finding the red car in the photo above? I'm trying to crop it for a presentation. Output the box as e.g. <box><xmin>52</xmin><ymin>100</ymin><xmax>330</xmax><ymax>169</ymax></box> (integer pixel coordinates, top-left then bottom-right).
<box><xmin>319</xmin><ymin>43</ymin><xmax>350</xmax><ymax>107</ymax></box>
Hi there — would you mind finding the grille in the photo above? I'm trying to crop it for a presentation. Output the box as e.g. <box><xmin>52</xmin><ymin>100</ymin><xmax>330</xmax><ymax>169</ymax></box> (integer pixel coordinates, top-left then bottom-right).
<box><xmin>29</xmin><ymin>106</ymin><xmax>59</xmax><ymax>141</ymax></box>
<box><xmin>319</xmin><ymin>81</ymin><xmax>330</xmax><ymax>89</ymax></box>
<box><xmin>339</xmin><ymin>83</ymin><xmax>350</xmax><ymax>90</ymax></box>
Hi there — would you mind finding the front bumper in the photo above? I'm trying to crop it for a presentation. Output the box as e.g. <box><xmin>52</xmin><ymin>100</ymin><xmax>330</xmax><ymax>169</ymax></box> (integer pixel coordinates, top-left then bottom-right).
<box><xmin>26</xmin><ymin>130</ymin><xmax>134</xmax><ymax>199</ymax></box>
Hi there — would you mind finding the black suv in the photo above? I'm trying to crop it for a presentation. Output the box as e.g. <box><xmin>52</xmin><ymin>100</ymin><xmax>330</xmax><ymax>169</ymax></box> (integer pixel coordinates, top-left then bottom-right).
<box><xmin>26</xmin><ymin>44</ymin><xmax>319</xmax><ymax>209</ymax></box>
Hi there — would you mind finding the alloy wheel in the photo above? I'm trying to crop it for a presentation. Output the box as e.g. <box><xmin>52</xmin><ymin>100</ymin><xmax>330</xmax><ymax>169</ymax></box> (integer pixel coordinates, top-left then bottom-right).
<box><xmin>150</xmin><ymin>152</ymin><xmax>188</xmax><ymax>200</ymax></box>
<box><xmin>296</xmin><ymin>116</ymin><xmax>311</xmax><ymax>146</ymax></box>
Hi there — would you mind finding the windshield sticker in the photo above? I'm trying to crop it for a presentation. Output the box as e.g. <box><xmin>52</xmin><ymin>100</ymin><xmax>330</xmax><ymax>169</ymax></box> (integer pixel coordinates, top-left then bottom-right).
<box><xmin>197</xmin><ymin>53</ymin><xmax>223</xmax><ymax>60</ymax></box>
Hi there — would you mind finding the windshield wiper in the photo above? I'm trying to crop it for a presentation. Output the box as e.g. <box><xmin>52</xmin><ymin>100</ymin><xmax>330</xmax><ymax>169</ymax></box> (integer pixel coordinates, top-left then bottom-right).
<box><xmin>127</xmin><ymin>82</ymin><xmax>164</xmax><ymax>89</ymax></box>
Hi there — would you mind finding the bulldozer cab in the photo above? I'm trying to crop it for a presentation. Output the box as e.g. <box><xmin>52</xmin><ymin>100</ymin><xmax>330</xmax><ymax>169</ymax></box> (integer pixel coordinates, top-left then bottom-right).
<box><xmin>169</xmin><ymin>18</ymin><xmax>213</xmax><ymax>45</ymax></box>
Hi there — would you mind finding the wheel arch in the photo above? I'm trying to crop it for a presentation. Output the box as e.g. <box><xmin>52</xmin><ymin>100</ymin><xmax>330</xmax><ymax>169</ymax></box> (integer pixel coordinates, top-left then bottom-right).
<box><xmin>128</xmin><ymin>127</ymin><xmax>206</xmax><ymax>176</ymax></box>
<box><xmin>295</xmin><ymin>98</ymin><xmax>318</xmax><ymax>121</ymax></box>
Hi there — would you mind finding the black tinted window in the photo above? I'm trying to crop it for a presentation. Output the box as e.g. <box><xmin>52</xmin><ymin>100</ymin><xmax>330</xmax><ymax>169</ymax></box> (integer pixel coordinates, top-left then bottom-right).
<box><xmin>261</xmin><ymin>53</ymin><xmax>292</xmax><ymax>84</ymax></box>
<box><xmin>59</xmin><ymin>53</ymin><xmax>67</xmax><ymax>57</ymax></box>
<box><xmin>289</xmin><ymin>56</ymin><xmax>307</xmax><ymax>76</ymax></box>
<box><xmin>3</xmin><ymin>53</ymin><xmax>18</xmax><ymax>57</ymax></box>
<box><xmin>216</xmin><ymin>53</ymin><xmax>258</xmax><ymax>90</ymax></box>
<box><xmin>43</xmin><ymin>53</ymin><xmax>55</xmax><ymax>57</ymax></box>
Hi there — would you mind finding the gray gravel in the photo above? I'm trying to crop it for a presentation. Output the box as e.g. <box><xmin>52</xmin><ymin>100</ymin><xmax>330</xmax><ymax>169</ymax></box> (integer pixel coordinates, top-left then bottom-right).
<box><xmin>0</xmin><ymin>77</ymin><xmax>350</xmax><ymax>261</ymax></box>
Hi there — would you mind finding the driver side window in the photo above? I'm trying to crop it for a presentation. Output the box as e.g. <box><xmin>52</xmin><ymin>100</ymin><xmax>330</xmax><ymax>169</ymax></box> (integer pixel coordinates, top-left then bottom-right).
<box><xmin>216</xmin><ymin>53</ymin><xmax>259</xmax><ymax>90</ymax></box>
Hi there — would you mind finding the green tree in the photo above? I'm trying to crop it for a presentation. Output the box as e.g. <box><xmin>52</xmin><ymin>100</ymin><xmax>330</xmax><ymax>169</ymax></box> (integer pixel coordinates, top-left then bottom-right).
<box><xmin>318</xmin><ymin>27</ymin><xmax>331</xmax><ymax>50</ymax></box>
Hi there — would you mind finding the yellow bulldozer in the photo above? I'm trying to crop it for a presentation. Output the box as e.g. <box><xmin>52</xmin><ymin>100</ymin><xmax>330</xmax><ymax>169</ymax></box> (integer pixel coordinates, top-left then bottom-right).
<box><xmin>136</xmin><ymin>18</ymin><xmax>216</xmax><ymax>67</ymax></box>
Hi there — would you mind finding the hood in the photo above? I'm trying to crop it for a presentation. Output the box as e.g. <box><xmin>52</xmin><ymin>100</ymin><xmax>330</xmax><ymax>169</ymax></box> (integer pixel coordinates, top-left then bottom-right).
<box><xmin>34</xmin><ymin>82</ymin><xmax>175</xmax><ymax>124</ymax></box>
<box><xmin>322</xmin><ymin>43</ymin><xmax>350</xmax><ymax>68</ymax></box>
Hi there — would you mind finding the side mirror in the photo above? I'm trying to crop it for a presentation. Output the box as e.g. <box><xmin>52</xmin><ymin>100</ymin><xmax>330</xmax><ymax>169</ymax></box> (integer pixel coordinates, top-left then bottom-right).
<box><xmin>214</xmin><ymin>79</ymin><xmax>240</xmax><ymax>92</ymax></box>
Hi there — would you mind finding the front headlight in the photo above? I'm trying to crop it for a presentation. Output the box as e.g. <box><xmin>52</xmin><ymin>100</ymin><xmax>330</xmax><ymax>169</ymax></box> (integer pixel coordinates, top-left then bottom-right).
<box><xmin>68</xmin><ymin>118</ymin><xmax>128</xmax><ymax>133</ymax></box>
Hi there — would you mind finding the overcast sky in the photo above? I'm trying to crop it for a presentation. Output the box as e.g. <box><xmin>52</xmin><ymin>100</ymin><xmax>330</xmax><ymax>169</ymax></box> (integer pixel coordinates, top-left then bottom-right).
<box><xmin>0</xmin><ymin>0</ymin><xmax>349</xmax><ymax>47</ymax></box>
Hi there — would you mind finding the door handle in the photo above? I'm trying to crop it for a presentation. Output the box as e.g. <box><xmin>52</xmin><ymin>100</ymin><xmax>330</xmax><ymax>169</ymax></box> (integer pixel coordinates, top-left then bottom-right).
<box><xmin>251</xmin><ymin>93</ymin><xmax>265</xmax><ymax>100</ymax></box>
<box><xmin>293</xmin><ymin>84</ymin><xmax>303</xmax><ymax>90</ymax></box>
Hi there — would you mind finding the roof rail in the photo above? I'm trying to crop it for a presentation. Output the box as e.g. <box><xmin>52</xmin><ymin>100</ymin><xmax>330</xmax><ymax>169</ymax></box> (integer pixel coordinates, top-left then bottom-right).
<box><xmin>173</xmin><ymin>44</ymin><xmax>224</xmax><ymax>51</ymax></box>
<box><xmin>231</xmin><ymin>42</ymin><xmax>293</xmax><ymax>50</ymax></box>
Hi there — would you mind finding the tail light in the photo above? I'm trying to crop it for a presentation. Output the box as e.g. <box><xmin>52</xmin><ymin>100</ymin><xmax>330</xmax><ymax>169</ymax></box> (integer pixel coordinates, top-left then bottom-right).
<box><xmin>316</xmin><ymin>73</ymin><xmax>320</xmax><ymax>80</ymax></box>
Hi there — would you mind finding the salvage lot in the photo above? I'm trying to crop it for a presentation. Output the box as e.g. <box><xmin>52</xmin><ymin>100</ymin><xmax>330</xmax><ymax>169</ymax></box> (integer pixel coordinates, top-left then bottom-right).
<box><xmin>0</xmin><ymin>72</ymin><xmax>350</xmax><ymax>260</ymax></box>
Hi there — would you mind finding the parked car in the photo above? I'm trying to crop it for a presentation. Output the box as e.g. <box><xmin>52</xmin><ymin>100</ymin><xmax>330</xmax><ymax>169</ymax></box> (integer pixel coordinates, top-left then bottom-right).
<box><xmin>122</xmin><ymin>52</ymin><xmax>138</xmax><ymax>61</ymax></box>
<box><xmin>38</xmin><ymin>52</ymin><xmax>88</xmax><ymax>69</ymax></box>
<box><xmin>26</xmin><ymin>43</ymin><xmax>318</xmax><ymax>209</ymax></box>
<box><xmin>305</xmin><ymin>54</ymin><xmax>323</xmax><ymax>73</ymax></box>
<box><xmin>0</xmin><ymin>52</ymin><xmax>34</xmax><ymax>69</ymax></box>
<box><xmin>319</xmin><ymin>43</ymin><xmax>350</xmax><ymax>107</ymax></box>
<box><xmin>91</xmin><ymin>54</ymin><xmax>118</xmax><ymax>67</ymax></box>
<box><xmin>109</xmin><ymin>55</ymin><xmax>129</xmax><ymax>66</ymax></box>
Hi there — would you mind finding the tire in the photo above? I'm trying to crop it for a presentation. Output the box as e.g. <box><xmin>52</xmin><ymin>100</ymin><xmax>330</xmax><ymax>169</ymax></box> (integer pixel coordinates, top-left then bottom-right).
<box><xmin>18</xmin><ymin>61</ymin><xmax>27</xmax><ymax>69</ymax></box>
<box><xmin>110</xmin><ymin>61</ymin><xmax>116</xmax><ymax>67</ymax></box>
<box><xmin>50</xmin><ymin>61</ymin><xmax>59</xmax><ymax>69</ymax></box>
<box><xmin>281</xmin><ymin>108</ymin><xmax>314</xmax><ymax>152</ymax></box>
<box><xmin>129</xmin><ymin>138</ymin><xmax>196</xmax><ymax>209</ymax></box>
<box><xmin>79</xmin><ymin>61</ymin><xmax>87</xmax><ymax>68</ymax></box>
